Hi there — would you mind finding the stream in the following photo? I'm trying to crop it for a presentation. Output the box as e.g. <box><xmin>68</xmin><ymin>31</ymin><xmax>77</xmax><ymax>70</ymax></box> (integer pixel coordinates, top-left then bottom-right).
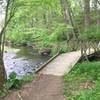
<box><xmin>4</xmin><ymin>46</ymin><xmax>51</xmax><ymax>78</ymax></box>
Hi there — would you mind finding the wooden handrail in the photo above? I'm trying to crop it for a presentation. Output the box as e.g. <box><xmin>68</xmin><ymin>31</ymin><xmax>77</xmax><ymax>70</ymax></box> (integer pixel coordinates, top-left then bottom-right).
<box><xmin>35</xmin><ymin>52</ymin><xmax>60</xmax><ymax>73</ymax></box>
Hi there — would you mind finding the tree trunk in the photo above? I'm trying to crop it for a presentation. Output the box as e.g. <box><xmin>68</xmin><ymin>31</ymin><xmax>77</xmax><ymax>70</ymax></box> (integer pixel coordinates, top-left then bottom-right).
<box><xmin>60</xmin><ymin>0</ymin><xmax>77</xmax><ymax>40</ymax></box>
<box><xmin>0</xmin><ymin>53</ymin><xmax>6</xmax><ymax>88</ymax></box>
<box><xmin>93</xmin><ymin>0</ymin><xmax>100</xmax><ymax>31</ymax></box>
<box><xmin>60</xmin><ymin>0</ymin><xmax>69</xmax><ymax>23</ymax></box>
<box><xmin>96</xmin><ymin>1</ymin><xmax>100</xmax><ymax>29</ymax></box>
<box><xmin>60</xmin><ymin>0</ymin><xmax>70</xmax><ymax>41</ymax></box>
<box><xmin>0</xmin><ymin>0</ymin><xmax>15</xmax><ymax>88</ymax></box>
<box><xmin>0</xmin><ymin>0</ymin><xmax>11</xmax><ymax>88</ymax></box>
<box><xmin>84</xmin><ymin>0</ymin><xmax>91</xmax><ymax>30</ymax></box>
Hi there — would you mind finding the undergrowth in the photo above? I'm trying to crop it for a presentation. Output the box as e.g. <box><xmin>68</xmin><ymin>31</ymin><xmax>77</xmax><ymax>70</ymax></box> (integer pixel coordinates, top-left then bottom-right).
<box><xmin>0</xmin><ymin>72</ymin><xmax>34</xmax><ymax>98</ymax></box>
<box><xmin>64</xmin><ymin>61</ymin><xmax>100</xmax><ymax>100</ymax></box>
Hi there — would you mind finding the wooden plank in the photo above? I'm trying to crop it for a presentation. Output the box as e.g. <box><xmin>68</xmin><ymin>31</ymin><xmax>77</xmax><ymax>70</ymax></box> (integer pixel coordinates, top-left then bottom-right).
<box><xmin>35</xmin><ymin>52</ymin><xmax>60</xmax><ymax>73</ymax></box>
<box><xmin>37</xmin><ymin>49</ymin><xmax>95</xmax><ymax>76</ymax></box>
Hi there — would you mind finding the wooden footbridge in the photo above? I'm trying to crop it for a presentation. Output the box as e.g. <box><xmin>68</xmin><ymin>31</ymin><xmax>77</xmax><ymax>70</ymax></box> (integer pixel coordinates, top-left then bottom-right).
<box><xmin>36</xmin><ymin>49</ymin><xmax>96</xmax><ymax>76</ymax></box>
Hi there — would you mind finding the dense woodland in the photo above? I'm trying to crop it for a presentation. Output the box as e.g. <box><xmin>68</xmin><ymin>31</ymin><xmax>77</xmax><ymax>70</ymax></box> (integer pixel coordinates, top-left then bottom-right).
<box><xmin>5</xmin><ymin>0</ymin><xmax>100</xmax><ymax>53</ymax></box>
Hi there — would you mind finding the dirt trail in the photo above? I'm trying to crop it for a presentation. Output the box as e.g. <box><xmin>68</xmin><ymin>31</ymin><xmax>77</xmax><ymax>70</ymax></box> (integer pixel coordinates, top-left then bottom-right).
<box><xmin>3</xmin><ymin>75</ymin><xmax>65</xmax><ymax>100</ymax></box>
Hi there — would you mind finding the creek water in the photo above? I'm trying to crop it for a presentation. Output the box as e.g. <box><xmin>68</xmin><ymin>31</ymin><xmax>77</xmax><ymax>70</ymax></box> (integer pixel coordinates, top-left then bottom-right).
<box><xmin>4</xmin><ymin>46</ymin><xmax>51</xmax><ymax>78</ymax></box>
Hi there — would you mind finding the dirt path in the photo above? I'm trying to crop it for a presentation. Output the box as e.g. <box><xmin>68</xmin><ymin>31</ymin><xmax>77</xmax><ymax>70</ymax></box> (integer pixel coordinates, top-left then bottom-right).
<box><xmin>3</xmin><ymin>75</ymin><xmax>65</xmax><ymax>100</ymax></box>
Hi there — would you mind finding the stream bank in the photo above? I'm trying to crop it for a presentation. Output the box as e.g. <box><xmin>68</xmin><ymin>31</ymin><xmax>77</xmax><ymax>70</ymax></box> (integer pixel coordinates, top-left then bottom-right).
<box><xmin>4</xmin><ymin>46</ymin><xmax>51</xmax><ymax>78</ymax></box>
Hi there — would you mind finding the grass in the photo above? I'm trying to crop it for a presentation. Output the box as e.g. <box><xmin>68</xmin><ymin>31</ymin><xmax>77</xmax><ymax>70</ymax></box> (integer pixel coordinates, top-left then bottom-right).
<box><xmin>64</xmin><ymin>61</ymin><xmax>100</xmax><ymax>100</ymax></box>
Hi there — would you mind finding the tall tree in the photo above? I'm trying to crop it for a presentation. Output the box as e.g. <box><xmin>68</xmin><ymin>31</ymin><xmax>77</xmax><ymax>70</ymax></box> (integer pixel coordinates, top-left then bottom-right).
<box><xmin>60</xmin><ymin>0</ymin><xmax>77</xmax><ymax>41</ymax></box>
<box><xmin>0</xmin><ymin>0</ymin><xmax>15</xmax><ymax>87</ymax></box>
<box><xmin>96</xmin><ymin>0</ymin><xmax>100</xmax><ymax>29</ymax></box>
<box><xmin>84</xmin><ymin>0</ymin><xmax>91</xmax><ymax>30</ymax></box>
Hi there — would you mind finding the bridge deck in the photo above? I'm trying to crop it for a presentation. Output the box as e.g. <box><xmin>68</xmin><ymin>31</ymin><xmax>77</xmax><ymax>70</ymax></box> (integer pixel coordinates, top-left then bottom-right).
<box><xmin>39</xmin><ymin>51</ymin><xmax>81</xmax><ymax>76</ymax></box>
<box><xmin>39</xmin><ymin>49</ymin><xmax>95</xmax><ymax>76</ymax></box>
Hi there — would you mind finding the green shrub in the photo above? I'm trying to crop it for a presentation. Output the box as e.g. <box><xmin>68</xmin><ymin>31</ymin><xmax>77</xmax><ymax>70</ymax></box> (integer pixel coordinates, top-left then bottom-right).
<box><xmin>5</xmin><ymin>72</ymin><xmax>22</xmax><ymax>89</ymax></box>
<box><xmin>80</xmin><ymin>25</ymin><xmax>100</xmax><ymax>42</ymax></box>
<box><xmin>5</xmin><ymin>72</ymin><xmax>34</xmax><ymax>90</ymax></box>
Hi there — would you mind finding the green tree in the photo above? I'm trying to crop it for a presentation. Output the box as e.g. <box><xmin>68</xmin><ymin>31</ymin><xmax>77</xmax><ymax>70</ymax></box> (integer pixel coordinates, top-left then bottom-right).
<box><xmin>0</xmin><ymin>0</ymin><xmax>15</xmax><ymax>88</ymax></box>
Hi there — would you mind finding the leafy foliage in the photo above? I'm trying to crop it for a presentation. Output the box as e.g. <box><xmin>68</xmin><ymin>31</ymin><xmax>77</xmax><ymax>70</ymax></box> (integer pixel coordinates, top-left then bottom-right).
<box><xmin>64</xmin><ymin>61</ymin><xmax>100</xmax><ymax>100</ymax></box>
<box><xmin>5</xmin><ymin>72</ymin><xmax>34</xmax><ymax>90</ymax></box>
<box><xmin>80</xmin><ymin>25</ymin><xmax>100</xmax><ymax>41</ymax></box>
<box><xmin>5</xmin><ymin>0</ymin><xmax>100</xmax><ymax>55</ymax></box>
<box><xmin>5</xmin><ymin>72</ymin><xmax>22</xmax><ymax>89</ymax></box>
<box><xmin>0</xmin><ymin>72</ymin><xmax>34</xmax><ymax>98</ymax></box>
<box><xmin>5</xmin><ymin>0</ymin><xmax>73</xmax><ymax>55</ymax></box>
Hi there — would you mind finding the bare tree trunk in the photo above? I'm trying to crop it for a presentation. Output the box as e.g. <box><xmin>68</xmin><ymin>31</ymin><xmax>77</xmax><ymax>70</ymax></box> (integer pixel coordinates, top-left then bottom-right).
<box><xmin>84</xmin><ymin>0</ymin><xmax>91</xmax><ymax>30</ymax></box>
<box><xmin>68</xmin><ymin>6</ymin><xmax>80</xmax><ymax>41</ymax></box>
<box><xmin>96</xmin><ymin>1</ymin><xmax>100</xmax><ymax>29</ymax></box>
<box><xmin>0</xmin><ymin>53</ymin><xmax>6</xmax><ymax>88</ymax></box>
<box><xmin>60</xmin><ymin>0</ymin><xmax>77</xmax><ymax>40</ymax></box>
<box><xmin>60</xmin><ymin>0</ymin><xmax>70</xmax><ymax>41</ymax></box>
<box><xmin>0</xmin><ymin>0</ymin><xmax>15</xmax><ymax>88</ymax></box>
<box><xmin>60</xmin><ymin>0</ymin><xmax>69</xmax><ymax>23</ymax></box>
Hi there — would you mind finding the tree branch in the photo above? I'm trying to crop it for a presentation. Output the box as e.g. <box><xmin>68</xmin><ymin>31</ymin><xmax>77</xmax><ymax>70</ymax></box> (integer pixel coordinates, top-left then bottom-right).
<box><xmin>0</xmin><ymin>0</ymin><xmax>15</xmax><ymax>56</ymax></box>
<box><xmin>97</xmin><ymin>0</ymin><xmax>100</xmax><ymax>5</ymax></box>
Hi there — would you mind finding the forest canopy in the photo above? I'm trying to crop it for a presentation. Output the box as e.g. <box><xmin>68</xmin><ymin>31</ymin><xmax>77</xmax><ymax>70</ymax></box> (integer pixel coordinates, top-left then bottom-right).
<box><xmin>5</xmin><ymin>0</ymin><xmax>100</xmax><ymax>54</ymax></box>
